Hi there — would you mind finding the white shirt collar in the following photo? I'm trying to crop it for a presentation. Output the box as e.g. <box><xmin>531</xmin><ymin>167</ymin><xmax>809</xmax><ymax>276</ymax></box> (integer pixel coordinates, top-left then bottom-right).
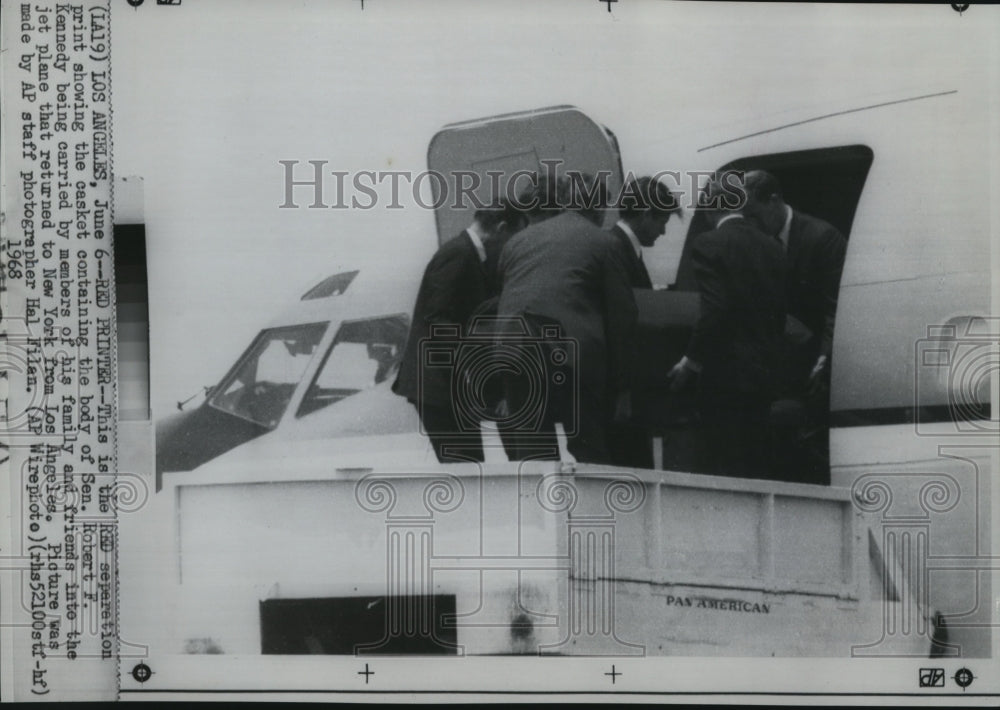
<box><xmin>616</xmin><ymin>220</ymin><xmax>643</xmax><ymax>258</ymax></box>
<box><xmin>777</xmin><ymin>204</ymin><xmax>794</xmax><ymax>248</ymax></box>
<box><xmin>715</xmin><ymin>213</ymin><xmax>744</xmax><ymax>228</ymax></box>
<box><xmin>465</xmin><ymin>225</ymin><xmax>487</xmax><ymax>263</ymax></box>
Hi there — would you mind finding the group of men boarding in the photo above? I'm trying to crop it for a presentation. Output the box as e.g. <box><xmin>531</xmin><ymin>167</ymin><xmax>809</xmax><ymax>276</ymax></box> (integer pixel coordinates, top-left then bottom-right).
<box><xmin>393</xmin><ymin>169</ymin><xmax>844</xmax><ymax>485</ymax></box>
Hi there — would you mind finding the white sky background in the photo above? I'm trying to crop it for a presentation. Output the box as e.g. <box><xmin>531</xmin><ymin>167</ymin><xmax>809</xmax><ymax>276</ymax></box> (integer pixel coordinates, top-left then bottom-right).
<box><xmin>107</xmin><ymin>0</ymin><xmax>997</xmax><ymax>418</ymax></box>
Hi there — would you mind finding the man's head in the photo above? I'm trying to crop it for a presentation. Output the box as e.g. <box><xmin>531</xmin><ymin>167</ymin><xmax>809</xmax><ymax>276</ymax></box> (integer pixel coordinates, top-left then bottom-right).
<box><xmin>698</xmin><ymin>171</ymin><xmax>747</xmax><ymax>229</ymax></box>
<box><xmin>473</xmin><ymin>198</ymin><xmax>529</xmax><ymax>242</ymax></box>
<box><xmin>512</xmin><ymin>173</ymin><xmax>572</xmax><ymax>225</ymax></box>
<box><xmin>566</xmin><ymin>172</ymin><xmax>611</xmax><ymax>227</ymax></box>
<box><xmin>743</xmin><ymin>170</ymin><xmax>787</xmax><ymax>236</ymax></box>
<box><xmin>618</xmin><ymin>176</ymin><xmax>680</xmax><ymax>247</ymax></box>
<box><xmin>510</xmin><ymin>170</ymin><xmax>613</xmax><ymax>227</ymax></box>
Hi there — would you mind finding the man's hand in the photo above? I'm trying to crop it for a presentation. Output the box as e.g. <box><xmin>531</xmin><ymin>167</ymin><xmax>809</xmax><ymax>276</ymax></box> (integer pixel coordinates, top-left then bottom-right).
<box><xmin>667</xmin><ymin>356</ymin><xmax>700</xmax><ymax>392</ymax></box>
<box><xmin>613</xmin><ymin>390</ymin><xmax>632</xmax><ymax>423</ymax></box>
<box><xmin>806</xmin><ymin>354</ymin><xmax>828</xmax><ymax>395</ymax></box>
<box><xmin>493</xmin><ymin>398</ymin><xmax>511</xmax><ymax>420</ymax></box>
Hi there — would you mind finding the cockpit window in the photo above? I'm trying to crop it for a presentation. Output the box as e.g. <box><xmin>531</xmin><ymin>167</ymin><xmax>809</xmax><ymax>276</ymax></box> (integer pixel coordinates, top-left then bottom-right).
<box><xmin>208</xmin><ymin>322</ymin><xmax>328</xmax><ymax>428</ymax></box>
<box><xmin>296</xmin><ymin>314</ymin><xmax>409</xmax><ymax>418</ymax></box>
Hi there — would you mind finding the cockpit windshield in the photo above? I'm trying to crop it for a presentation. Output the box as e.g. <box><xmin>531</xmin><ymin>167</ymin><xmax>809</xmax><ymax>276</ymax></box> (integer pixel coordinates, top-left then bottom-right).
<box><xmin>208</xmin><ymin>322</ymin><xmax>328</xmax><ymax>428</ymax></box>
<box><xmin>296</xmin><ymin>315</ymin><xmax>408</xmax><ymax>418</ymax></box>
<box><xmin>207</xmin><ymin>315</ymin><xmax>409</xmax><ymax>429</ymax></box>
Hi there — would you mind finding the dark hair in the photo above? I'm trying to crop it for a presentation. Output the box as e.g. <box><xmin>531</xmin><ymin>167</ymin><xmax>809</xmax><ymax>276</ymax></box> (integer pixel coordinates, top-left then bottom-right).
<box><xmin>618</xmin><ymin>176</ymin><xmax>680</xmax><ymax>220</ymax></box>
<box><xmin>510</xmin><ymin>170</ymin><xmax>613</xmax><ymax>226</ymax></box>
<box><xmin>743</xmin><ymin>170</ymin><xmax>783</xmax><ymax>203</ymax></box>
<box><xmin>567</xmin><ymin>172</ymin><xmax>611</xmax><ymax>226</ymax></box>
<box><xmin>475</xmin><ymin>198</ymin><xmax>528</xmax><ymax>232</ymax></box>
<box><xmin>510</xmin><ymin>172</ymin><xmax>573</xmax><ymax>220</ymax></box>
<box><xmin>698</xmin><ymin>170</ymin><xmax>747</xmax><ymax>211</ymax></box>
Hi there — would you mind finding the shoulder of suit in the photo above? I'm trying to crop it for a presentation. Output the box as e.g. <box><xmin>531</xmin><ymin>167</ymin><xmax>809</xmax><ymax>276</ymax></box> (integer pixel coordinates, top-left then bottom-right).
<box><xmin>698</xmin><ymin>219</ymin><xmax>771</xmax><ymax>251</ymax></box>
<box><xmin>792</xmin><ymin>210</ymin><xmax>845</xmax><ymax>243</ymax></box>
<box><xmin>501</xmin><ymin>226</ymin><xmax>532</xmax><ymax>252</ymax></box>
<box><xmin>690</xmin><ymin>226</ymin><xmax>726</xmax><ymax>255</ymax></box>
<box><xmin>430</xmin><ymin>232</ymin><xmax>474</xmax><ymax>265</ymax></box>
<box><xmin>709</xmin><ymin>219</ymin><xmax>747</xmax><ymax>239</ymax></box>
<box><xmin>579</xmin><ymin>224</ymin><xmax>620</xmax><ymax>254</ymax></box>
<box><xmin>433</xmin><ymin>231</ymin><xmax>463</xmax><ymax>250</ymax></box>
<box><xmin>524</xmin><ymin>211</ymin><xmax>595</xmax><ymax>238</ymax></box>
<box><xmin>564</xmin><ymin>210</ymin><xmax>602</xmax><ymax>229</ymax></box>
<box><xmin>730</xmin><ymin>217</ymin><xmax>779</xmax><ymax>240</ymax></box>
<box><xmin>608</xmin><ymin>225</ymin><xmax>632</xmax><ymax>248</ymax></box>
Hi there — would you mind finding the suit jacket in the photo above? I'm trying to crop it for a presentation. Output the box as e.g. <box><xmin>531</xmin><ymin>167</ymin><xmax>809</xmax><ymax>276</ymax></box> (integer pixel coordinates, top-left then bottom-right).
<box><xmin>686</xmin><ymin>216</ymin><xmax>787</xmax><ymax>396</ymax></box>
<box><xmin>785</xmin><ymin>210</ymin><xmax>846</xmax><ymax>360</ymax></box>
<box><xmin>606</xmin><ymin>229</ymin><xmax>654</xmax><ymax>469</ymax></box>
<box><xmin>497</xmin><ymin>211</ymin><xmax>637</xmax><ymax>401</ymax></box>
<box><xmin>393</xmin><ymin>231</ymin><xmax>490</xmax><ymax>407</ymax></box>
<box><xmin>610</xmin><ymin>225</ymin><xmax>652</xmax><ymax>289</ymax></box>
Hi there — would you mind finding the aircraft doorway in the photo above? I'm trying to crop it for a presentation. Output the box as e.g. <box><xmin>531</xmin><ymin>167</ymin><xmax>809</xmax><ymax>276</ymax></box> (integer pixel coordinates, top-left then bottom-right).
<box><xmin>666</xmin><ymin>145</ymin><xmax>874</xmax><ymax>484</ymax></box>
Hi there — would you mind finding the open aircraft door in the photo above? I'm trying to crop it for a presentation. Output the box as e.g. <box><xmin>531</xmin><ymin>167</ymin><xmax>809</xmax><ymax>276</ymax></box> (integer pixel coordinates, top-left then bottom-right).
<box><xmin>427</xmin><ymin>105</ymin><xmax>625</xmax><ymax>244</ymax></box>
<box><xmin>428</xmin><ymin>106</ymin><xmax>704</xmax><ymax>471</ymax></box>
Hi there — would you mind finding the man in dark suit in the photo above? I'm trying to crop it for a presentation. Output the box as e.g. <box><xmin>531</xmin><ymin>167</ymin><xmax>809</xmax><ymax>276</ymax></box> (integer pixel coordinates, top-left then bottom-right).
<box><xmin>607</xmin><ymin>176</ymin><xmax>680</xmax><ymax>468</ymax></box>
<box><xmin>497</xmin><ymin>174</ymin><xmax>637</xmax><ymax>464</ymax></box>
<box><xmin>743</xmin><ymin>170</ymin><xmax>846</xmax><ymax>384</ymax></box>
<box><xmin>668</xmin><ymin>173</ymin><xmax>787</xmax><ymax>479</ymax></box>
<box><xmin>610</xmin><ymin>175</ymin><xmax>679</xmax><ymax>288</ymax></box>
<box><xmin>393</xmin><ymin>202</ymin><xmax>526</xmax><ymax>463</ymax></box>
<box><xmin>743</xmin><ymin>170</ymin><xmax>846</xmax><ymax>483</ymax></box>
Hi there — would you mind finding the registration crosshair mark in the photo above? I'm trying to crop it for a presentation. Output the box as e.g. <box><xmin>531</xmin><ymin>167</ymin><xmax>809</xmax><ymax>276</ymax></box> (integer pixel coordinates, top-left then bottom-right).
<box><xmin>604</xmin><ymin>664</ymin><xmax>622</xmax><ymax>684</ymax></box>
<box><xmin>130</xmin><ymin>663</ymin><xmax>153</xmax><ymax>683</ymax></box>
<box><xmin>953</xmin><ymin>667</ymin><xmax>974</xmax><ymax>690</ymax></box>
<box><xmin>358</xmin><ymin>663</ymin><xmax>375</xmax><ymax>684</ymax></box>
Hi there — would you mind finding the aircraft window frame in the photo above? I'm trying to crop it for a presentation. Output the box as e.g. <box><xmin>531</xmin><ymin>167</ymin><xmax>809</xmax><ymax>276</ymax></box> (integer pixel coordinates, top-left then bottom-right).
<box><xmin>206</xmin><ymin>321</ymin><xmax>329</xmax><ymax>428</ymax></box>
<box><xmin>295</xmin><ymin>313</ymin><xmax>409</xmax><ymax>419</ymax></box>
<box><xmin>662</xmin><ymin>144</ymin><xmax>874</xmax><ymax>481</ymax></box>
<box><xmin>672</xmin><ymin>145</ymin><xmax>874</xmax><ymax>292</ymax></box>
<box><xmin>301</xmin><ymin>270</ymin><xmax>359</xmax><ymax>300</ymax></box>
